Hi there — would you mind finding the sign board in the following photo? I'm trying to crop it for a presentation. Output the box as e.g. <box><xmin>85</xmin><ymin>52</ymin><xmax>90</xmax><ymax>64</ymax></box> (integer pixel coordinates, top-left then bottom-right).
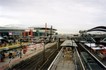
<box><xmin>9</xmin><ymin>32</ymin><xmax>12</xmax><ymax>35</ymax></box>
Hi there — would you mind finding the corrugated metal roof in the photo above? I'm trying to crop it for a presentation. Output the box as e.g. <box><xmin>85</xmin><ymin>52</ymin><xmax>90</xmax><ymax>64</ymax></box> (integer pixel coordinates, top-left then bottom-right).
<box><xmin>0</xmin><ymin>27</ymin><xmax>25</xmax><ymax>31</ymax></box>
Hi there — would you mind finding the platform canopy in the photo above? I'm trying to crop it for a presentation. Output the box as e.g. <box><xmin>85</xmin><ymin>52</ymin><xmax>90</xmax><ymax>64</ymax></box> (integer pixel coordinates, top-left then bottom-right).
<box><xmin>61</xmin><ymin>40</ymin><xmax>77</xmax><ymax>47</ymax></box>
<box><xmin>87</xmin><ymin>26</ymin><xmax>106</xmax><ymax>32</ymax></box>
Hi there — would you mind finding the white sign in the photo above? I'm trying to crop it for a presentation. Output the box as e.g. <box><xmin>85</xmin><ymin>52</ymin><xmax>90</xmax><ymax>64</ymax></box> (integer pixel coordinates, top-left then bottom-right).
<box><xmin>9</xmin><ymin>32</ymin><xmax>12</xmax><ymax>35</ymax></box>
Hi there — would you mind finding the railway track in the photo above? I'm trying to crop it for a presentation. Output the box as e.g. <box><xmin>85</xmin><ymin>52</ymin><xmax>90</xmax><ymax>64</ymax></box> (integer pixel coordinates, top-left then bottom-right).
<box><xmin>76</xmin><ymin>42</ymin><xmax>106</xmax><ymax>70</ymax></box>
<box><xmin>9</xmin><ymin>41</ymin><xmax>63</xmax><ymax>70</ymax></box>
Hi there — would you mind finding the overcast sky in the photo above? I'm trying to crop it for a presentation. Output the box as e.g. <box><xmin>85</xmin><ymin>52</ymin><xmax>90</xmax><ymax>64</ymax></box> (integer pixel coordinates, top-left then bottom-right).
<box><xmin>0</xmin><ymin>0</ymin><xmax>106</xmax><ymax>34</ymax></box>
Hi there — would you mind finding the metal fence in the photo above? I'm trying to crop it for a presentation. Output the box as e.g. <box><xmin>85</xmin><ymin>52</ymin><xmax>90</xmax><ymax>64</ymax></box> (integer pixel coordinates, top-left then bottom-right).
<box><xmin>47</xmin><ymin>48</ymin><xmax>63</xmax><ymax>70</ymax></box>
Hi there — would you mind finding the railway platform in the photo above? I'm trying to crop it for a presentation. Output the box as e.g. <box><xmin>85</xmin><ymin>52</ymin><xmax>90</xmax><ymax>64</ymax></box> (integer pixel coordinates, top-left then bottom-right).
<box><xmin>47</xmin><ymin>47</ymin><xmax>75</xmax><ymax>70</ymax></box>
<box><xmin>55</xmin><ymin>48</ymin><xmax>75</xmax><ymax>70</ymax></box>
<box><xmin>48</xmin><ymin>40</ymin><xmax>85</xmax><ymax>70</ymax></box>
<box><xmin>48</xmin><ymin>40</ymin><xmax>79</xmax><ymax>70</ymax></box>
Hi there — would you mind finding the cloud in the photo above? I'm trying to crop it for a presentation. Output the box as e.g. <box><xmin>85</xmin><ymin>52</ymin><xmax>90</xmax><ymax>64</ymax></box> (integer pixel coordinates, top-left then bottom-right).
<box><xmin>0</xmin><ymin>0</ymin><xmax>106</xmax><ymax>34</ymax></box>
<box><xmin>0</xmin><ymin>17</ymin><xmax>21</xmax><ymax>25</ymax></box>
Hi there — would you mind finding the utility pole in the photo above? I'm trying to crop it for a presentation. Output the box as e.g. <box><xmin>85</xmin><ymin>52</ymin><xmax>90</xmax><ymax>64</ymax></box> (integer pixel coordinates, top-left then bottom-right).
<box><xmin>43</xmin><ymin>23</ymin><xmax>47</xmax><ymax>62</ymax></box>
<box><xmin>43</xmin><ymin>40</ymin><xmax>45</xmax><ymax>62</ymax></box>
<box><xmin>50</xmin><ymin>25</ymin><xmax>53</xmax><ymax>42</ymax></box>
<box><xmin>57</xmin><ymin>38</ymin><xmax>59</xmax><ymax>50</ymax></box>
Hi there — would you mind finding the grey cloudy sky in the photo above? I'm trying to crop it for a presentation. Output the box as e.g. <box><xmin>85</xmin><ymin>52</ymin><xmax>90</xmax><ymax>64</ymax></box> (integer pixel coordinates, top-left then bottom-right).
<box><xmin>0</xmin><ymin>0</ymin><xmax>106</xmax><ymax>34</ymax></box>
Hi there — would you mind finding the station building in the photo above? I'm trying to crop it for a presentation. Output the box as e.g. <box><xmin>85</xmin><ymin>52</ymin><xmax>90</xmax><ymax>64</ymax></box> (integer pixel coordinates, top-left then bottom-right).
<box><xmin>23</xmin><ymin>27</ymin><xmax>57</xmax><ymax>38</ymax></box>
<box><xmin>0</xmin><ymin>26</ymin><xmax>57</xmax><ymax>39</ymax></box>
<box><xmin>0</xmin><ymin>27</ymin><xmax>25</xmax><ymax>39</ymax></box>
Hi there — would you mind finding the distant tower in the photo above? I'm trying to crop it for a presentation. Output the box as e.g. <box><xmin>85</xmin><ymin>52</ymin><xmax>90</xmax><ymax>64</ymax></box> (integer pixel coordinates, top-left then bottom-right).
<box><xmin>45</xmin><ymin>23</ymin><xmax>47</xmax><ymax>36</ymax></box>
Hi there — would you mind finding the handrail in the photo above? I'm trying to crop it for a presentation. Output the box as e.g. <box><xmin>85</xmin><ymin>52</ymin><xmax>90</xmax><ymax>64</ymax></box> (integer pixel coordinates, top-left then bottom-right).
<box><xmin>80</xmin><ymin>43</ymin><xmax>106</xmax><ymax>69</ymax></box>
<box><xmin>75</xmin><ymin>47</ymin><xmax>86</xmax><ymax>70</ymax></box>
<box><xmin>47</xmin><ymin>48</ymin><xmax>62</xmax><ymax>70</ymax></box>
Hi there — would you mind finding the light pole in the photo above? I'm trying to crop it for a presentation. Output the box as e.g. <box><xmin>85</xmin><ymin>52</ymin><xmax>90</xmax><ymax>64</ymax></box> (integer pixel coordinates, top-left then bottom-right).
<box><xmin>50</xmin><ymin>25</ymin><xmax>53</xmax><ymax>42</ymax></box>
<box><xmin>57</xmin><ymin>38</ymin><xmax>59</xmax><ymax>50</ymax></box>
<box><xmin>42</xmin><ymin>23</ymin><xmax>47</xmax><ymax>62</ymax></box>
<box><xmin>43</xmin><ymin>38</ymin><xmax>46</xmax><ymax>62</ymax></box>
